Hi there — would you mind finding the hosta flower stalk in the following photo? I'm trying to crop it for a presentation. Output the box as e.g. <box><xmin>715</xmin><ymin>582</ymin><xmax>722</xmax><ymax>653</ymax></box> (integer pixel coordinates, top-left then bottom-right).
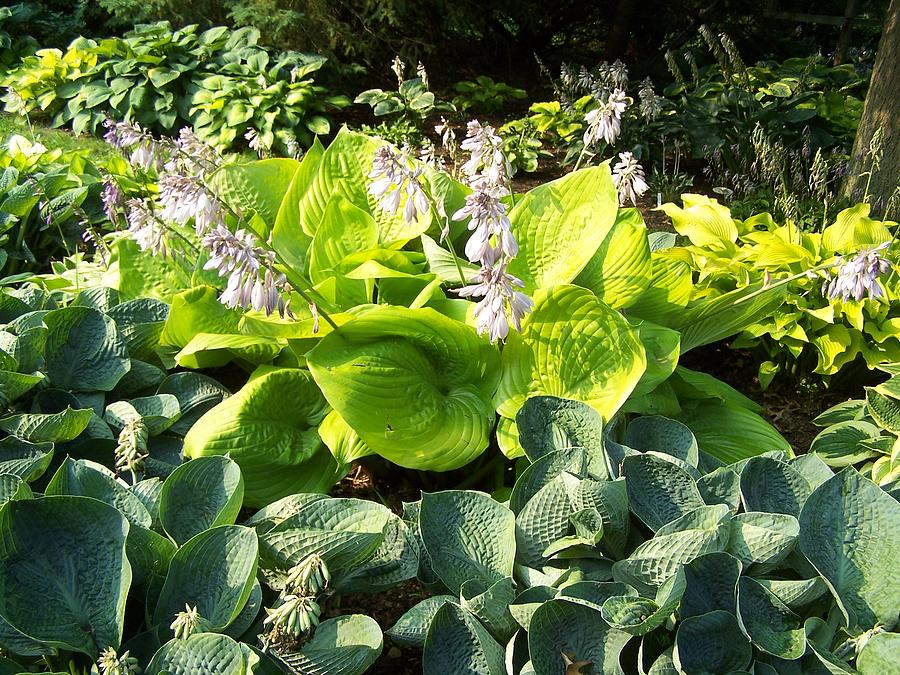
<box><xmin>824</xmin><ymin>242</ymin><xmax>892</xmax><ymax>302</ymax></box>
<box><xmin>170</xmin><ymin>604</ymin><xmax>204</xmax><ymax>640</ymax></box>
<box><xmin>457</xmin><ymin>259</ymin><xmax>533</xmax><ymax>343</ymax></box>
<box><xmin>114</xmin><ymin>418</ymin><xmax>148</xmax><ymax>483</ymax></box>
<box><xmin>612</xmin><ymin>151</ymin><xmax>649</xmax><ymax>206</ymax></box>
<box><xmin>97</xmin><ymin>647</ymin><xmax>140</xmax><ymax>675</ymax></box>
<box><xmin>285</xmin><ymin>554</ymin><xmax>330</xmax><ymax>596</ymax></box>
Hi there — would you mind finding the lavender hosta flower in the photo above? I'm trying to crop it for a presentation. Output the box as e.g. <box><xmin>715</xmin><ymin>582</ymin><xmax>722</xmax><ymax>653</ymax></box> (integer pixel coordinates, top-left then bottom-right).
<box><xmin>170</xmin><ymin>127</ymin><xmax>220</xmax><ymax>177</ymax></box>
<box><xmin>612</xmin><ymin>151</ymin><xmax>649</xmax><ymax>206</ymax></box>
<box><xmin>453</xmin><ymin>185</ymin><xmax>517</xmax><ymax>264</ymax></box>
<box><xmin>126</xmin><ymin>199</ymin><xmax>168</xmax><ymax>257</ymax></box>
<box><xmin>824</xmin><ymin>242</ymin><xmax>892</xmax><ymax>302</ymax></box>
<box><xmin>202</xmin><ymin>225</ymin><xmax>293</xmax><ymax>318</ymax></box>
<box><xmin>368</xmin><ymin>145</ymin><xmax>430</xmax><ymax>225</ymax></box>
<box><xmin>457</xmin><ymin>260</ymin><xmax>533</xmax><ymax>343</ymax></box>
<box><xmin>101</xmin><ymin>177</ymin><xmax>123</xmax><ymax>226</ymax></box>
<box><xmin>102</xmin><ymin>119</ymin><xmax>149</xmax><ymax>150</ymax></box>
<box><xmin>245</xmin><ymin>128</ymin><xmax>271</xmax><ymax>158</ymax></box>
<box><xmin>583</xmin><ymin>89</ymin><xmax>627</xmax><ymax>147</ymax></box>
<box><xmin>158</xmin><ymin>173</ymin><xmax>223</xmax><ymax>235</ymax></box>
<box><xmin>460</xmin><ymin>120</ymin><xmax>509</xmax><ymax>185</ymax></box>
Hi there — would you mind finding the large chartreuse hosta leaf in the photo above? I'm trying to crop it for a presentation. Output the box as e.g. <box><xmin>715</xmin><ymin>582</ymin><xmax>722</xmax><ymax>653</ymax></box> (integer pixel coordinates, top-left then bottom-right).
<box><xmin>495</xmin><ymin>285</ymin><xmax>646</xmax><ymax>423</ymax></box>
<box><xmin>507</xmin><ymin>165</ymin><xmax>619</xmax><ymax>293</ymax></box>
<box><xmin>657</xmin><ymin>194</ymin><xmax>739</xmax><ymax>246</ymax></box>
<box><xmin>307</xmin><ymin>306</ymin><xmax>500</xmax><ymax>471</ymax></box>
<box><xmin>799</xmin><ymin>468</ymin><xmax>900</xmax><ymax>631</ymax></box>
<box><xmin>0</xmin><ymin>496</ymin><xmax>131</xmax><ymax>658</ymax></box>
<box><xmin>183</xmin><ymin>366</ymin><xmax>344</xmax><ymax>507</ymax></box>
<box><xmin>211</xmin><ymin>158</ymin><xmax>300</xmax><ymax>237</ymax></box>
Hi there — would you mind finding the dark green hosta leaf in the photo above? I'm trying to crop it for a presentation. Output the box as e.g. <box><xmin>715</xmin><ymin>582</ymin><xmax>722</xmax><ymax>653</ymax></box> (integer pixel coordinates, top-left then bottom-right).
<box><xmin>727</xmin><ymin>511</ymin><xmax>799</xmax><ymax>571</ymax></box>
<box><xmin>515</xmin><ymin>396</ymin><xmax>607</xmax><ymax>476</ymax></box>
<box><xmin>0</xmin><ymin>496</ymin><xmax>130</xmax><ymax>658</ymax></box>
<box><xmin>612</xmin><ymin>505</ymin><xmax>731</xmax><ymax>595</ymax></box>
<box><xmin>307</xmin><ymin>306</ymin><xmax>500</xmax><ymax>472</ymax></box>
<box><xmin>127</xmin><ymin>525</ymin><xmax>176</xmax><ymax>588</ymax></box>
<box><xmin>183</xmin><ymin>366</ymin><xmax>342</xmax><ymax>507</ymax></box>
<box><xmin>623</xmin><ymin>415</ymin><xmax>699</xmax><ymax>467</ymax></box>
<box><xmin>244</xmin><ymin>493</ymin><xmax>328</xmax><ymax>533</ymax></box>
<box><xmin>673</xmin><ymin>610</ymin><xmax>752</xmax><ymax>674</ymax></box>
<box><xmin>45</xmin><ymin>458</ymin><xmax>151</xmax><ymax>528</ymax></box>
<box><xmin>107</xmin><ymin>297</ymin><xmax>169</xmax><ymax>363</ymax></box>
<box><xmin>740</xmin><ymin>456</ymin><xmax>811</xmax><ymax>517</ymax></box>
<box><xmin>0</xmin><ymin>370</ymin><xmax>43</xmax><ymax>403</ymax></box>
<box><xmin>0</xmin><ymin>473</ymin><xmax>31</xmax><ymax>506</ymax></box>
<box><xmin>146</xmin><ymin>632</ymin><xmax>246</xmax><ymax>675</ymax></box>
<box><xmin>277</xmin><ymin>614</ymin><xmax>383</xmax><ymax>675</ymax></box>
<box><xmin>736</xmin><ymin>577</ymin><xmax>805</xmax><ymax>659</ymax></box>
<box><xmin>423</xmin><ymin>604</ymin><xmax>505</xmax><ymax>675</ymax></box>
<box><xmin>697</xmin><ymin>467</ymin><xmax>741</xmax><ymax>512</ymax></box>
<box><xmin>679</xmin><ymin>551</ymin><xmax>741</xmax><ymax>619</ymax></box>
<box><xmin>157</xmin><ymin>372</ymin><xmax>230</xmax><ymax>437</ymax></box>
<box><xmin>528</xmin><ymin>599</ymin><xmax>631</xmax><ymax>675</ymax></box>
<box><xmin>42</xmin><ymin>307</ymin><xmax>130</xmax><ymax>391</ymax></box>
<box><xmin>222</xmin><ymin>579</ymin><xmax>262</xmax><ymax>640</ymax></box>
<box><xmin>388</xmin><ymin>596</ymin><xmax>457</xmax><ymax>647</ymax></box>
<box><xmin>857</xmin><ymin>632</ymin><xmax>900</xmax><ymax>674</ymax></box>
<box><xmin>153</xmin><ymin>525</ymin><xmax>258</xmax><ymax>636</ymax></box>
<box><xmin>0</xmin><ymin>407</ymin><xmax>92</xmax><ymax>443</ymax></box>
<box><xmin>260</xmin><ymin>498</ymin><xmax>392</xmax><ymax>575</ymax></box>
<box><xmin>159</xmin><ymin>456</ymin><xmax>243</xmax><ymax>545</ymax></box>
<box><xmin>623</xmin><ymin>453</ymin><xmax>706</xmax><ymax>532</ymax></box>
<box><xmin>676</xmin><ymin>400</ymin><xmax>791</xmax><ymax>464</ymax></box>
<box><xmin>800</xmin><ymin>468</ymin><xmax>900</xmax><ymax>631</ymax></box>
<box><xmin>420</xmin><ymin>490</ymin><xmax>515</xmax><ymax>596</ymax></box>
<box><xmin>0</xmin><ymin>438</ymin><xmax>53</xmax><ymax>481</ymax></box>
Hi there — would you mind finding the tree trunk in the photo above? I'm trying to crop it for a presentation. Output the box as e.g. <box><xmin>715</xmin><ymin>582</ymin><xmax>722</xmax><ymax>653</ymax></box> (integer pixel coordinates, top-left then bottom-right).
<box><xmin>833</xmin><ymin>0</ymin><xmax>859</xmax><ymax>65</ymax></box>
<box><xmin>843</xmin><ymin>0</ymin><xmax>900</xmax><ymax>217</ymax></box>
<box><xmin>605</xmin><ymin>0</ymin><xmax>634</xmax><ymax>60</ymax></box>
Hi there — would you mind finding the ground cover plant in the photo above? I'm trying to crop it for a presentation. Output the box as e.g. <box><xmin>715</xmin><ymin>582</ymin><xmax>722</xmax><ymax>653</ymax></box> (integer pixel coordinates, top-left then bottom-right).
<box><xmin>0</xmin><ymin>2</ymin><xmax>898</xmax><ymax>672</ymax></box>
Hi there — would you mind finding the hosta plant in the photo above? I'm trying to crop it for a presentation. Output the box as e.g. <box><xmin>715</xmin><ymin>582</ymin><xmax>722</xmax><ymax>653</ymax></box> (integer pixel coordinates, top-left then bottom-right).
<box><xmin>657</xmin><ymin>194</ymin><xmax>899</xmax><ymax>384</ymax></box>
<box><xmin>393</xmin><ymin>396</ymin><xmax>900</xmax><ymax>674</ymax></box>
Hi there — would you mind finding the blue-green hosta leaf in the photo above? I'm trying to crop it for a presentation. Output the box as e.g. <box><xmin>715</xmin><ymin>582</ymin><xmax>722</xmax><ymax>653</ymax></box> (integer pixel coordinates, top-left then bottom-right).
<box><xmin>318</xmin><ymin>410</ymin><xmax>372</xmax><ymax>465</ymax></box>
<box><xmin>509</xmin><ymin>447</ymin><xmax>585</xmax><ymax>514</ymax></box>
<box><xmin>508</xmin><ymin>586</ymin><xmax>559</xmax><ymax>630</ymax></box>
<box><xmin>515</xmin><ymin>396</ymin><xmax>607</xmax><ymax>477</ymax></box>
<box><xmin>105</xmin><ymin>394</ymin><xmax>181</xmax><ymax>435</ymax></box>
<box><xmin>726</xmin><ymin>511</ymin><xmax>799</xmax><ymax>571</ymax></box>
<box><xmin>679</xmin><ymin>551</ymin><xmax>741</xmax><ymax>619</ymax></box>
<box><xmin>0</xmin><ymin>474</ymin><xmax>31</xmax><ymax>506</ymax></box>
<box><xmin>574</xmin><ymin>207</ymin><xmax>652</xmax><ymax>308</ymax></box>
<box><xmin>756</xmin><ymin>578</ymin><xmax>829</xmax><ymax>612</ymax></box>
<box><xmin>736</xmin><ymin>577</ymin><xmax>806</xmax><ymax>659</ymax></box>
<box><xmin>420</xmin><ymin>490</ymin><xmax>515</xmax><ymax>596</ymax></box>
<box><xmin>0</xmin><ymin>496</ymin><xmax>130</xmax><ymax>658</ymax></box>
<box><xmin>0</xmin><ymin>370</ymin><xmax>43</xmax><ymax>403</ymax></box>
<box><xmin>126</xmin><ymin>524</ymin><xmax>176</xmax><ymax>588</ymax></box>
<box><xmin>222</xmin><ymin>578</ymin><xmax>262</xmax><ymax>640</ymax></box>
<box><xmin>260</xmin><ymin>498</ymin><xmax>392</xmax><ymax>575</ymax></box>
<box><xmin>423</xmin><ymin>604</ymin><xmax>505</xmax><ymax>675</ymax></box>
<box><xmin>0</xmin><ymin>407</ymin><xmax>92</xmax><ymax>443</ymax></box>
<box><xmin>145</xmin><ymin>632</ymin><xmax>247</xmax><ymax>675</ymax></box>
<box><xmin>211</xmin><ymin>158</ymin><xmax>300</xmax><ymax>236</ymax></box>
<box><xmin>623</xmin><ymin>415</ymin><xmax>699</xmax><ymax>466</ymax></box>
<box><xmin>42</xmin><ymin>306</ymin><xmax>129</xmax><ymax>391</ymax></box>
<box><xmin>697</xmin><ymin>467</ymin><xmax>742</xmax><ymax>512</ymax></box>
<box><xmin>857</xmin><ymin>632</ymin><xmax>900</xmax><ymax>674</ymax></box>
<box><xmin>460</xmin><ymin>576</ymin><xmax>518</xmax><ymax>643</ymax></box>
<box><xmin>153</xmin><ymin>525</ymin><xmax>258</xmax><ymax>636</ymax></box>
<box><xmin>676</xmin><ymin>401</ymin><xmax>791</xmax><ymax>464</ymax></box>
<box><xmin>789</xmin><ymin>453</ymin><xmax>835</xmax><ymax>490</ymax></box>
<box><xmin>623</xmin><ymin>453</ymin><xmax>706</xmax><ymax>532</ymax></box>
<box><xmin>507</xmin><ymin>165</ymin><xmax>619</xmax><ymax>293</ymax></box>
<box><xmin>107</xmin><ymin>297</ymin><xmax>168</xmax><ymax>363</ymax></box>
<box><xmin>673</xmin><ymin>610</ymin><xmax>752</xmax><ymax>675</ymax></box>
<box><xmin>244</xmin><ymin>493</ymin><xmax>329</xmax><ymax>533</ymax></box>
<box><xmin>495</xmin><ymin>285</ymin><xmax>646</xmax><ymax>424</ymax></box>
<box><xmin>388</xmin><ymin>596</ymin><xmax>458</xmax><ymax>647</ymax></box>
<box><xmin>307</xmin><ymin>306</ymin><xmax>500</xmax><ymax>471</ymax></box>
<box><xmin>569</xmin><ymin>478</ymin><xmax>630</xmax><ymax>559</ymax></box>
<box><xmin>157</xmin><ymin>372</ymin><xmax>230</xmax><ymax>437</ymax></box>
<box><xmin>45</xmin><ymin>458</ymin><xmax>151</xmax><ymax>528</ymax></box>
<box><xmin>740</xmin><ymin>456</ymin><xmax>811</xmax><ymax>517</ymax></box>
<box><xmin>329</xmin><ymin>513</ymin><xmax>418</xmax><ymax>594</ymax></box>
<box><xmin>612</xmin><ymin>505</ymin><xmax>731</xmax><ymax>596</ymax></box>
<box><xmin>159</xmin><ymin>456</ymin><xmax>244</xmax><ymax>545</ymax></box>
<box><xmin>0</xmin><ymin>438</ymin><xmax>53</xmax><ymax>481</ymax></box>
<box><xmin>601</xmin><ymin>570</ymin><xmax>685</xmax><ymax>636</ymax></box>
<box><xmin>516</xmin><ymin>475</ymin><xmax>574</xmax><ymax>567</ymax></box>
<box><xmin>277</xmin><ymin>614</ymin><xmax>383</xmax><ymax>675</ymax></box>
<box><xmin>183</xmin><ymin>366</ymin><xmax>342</xmax><ymax>507</ymax></box>
<box><xmin>528</xmin><ymin>599</ymin><xmax>631</xmax><ymax>675</ymax></box>
<box><xmin>800</xmin><ymin>468</ymin><xmax>900</xmax><ymax>631</ymax></box>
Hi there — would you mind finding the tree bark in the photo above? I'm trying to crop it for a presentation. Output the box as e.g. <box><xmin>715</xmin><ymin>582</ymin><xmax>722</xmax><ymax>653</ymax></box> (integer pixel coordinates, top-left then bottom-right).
<box><xmin>843</xmin><ymin>0</ymin><xmax>900</xmax><ymax>217</ymax></box>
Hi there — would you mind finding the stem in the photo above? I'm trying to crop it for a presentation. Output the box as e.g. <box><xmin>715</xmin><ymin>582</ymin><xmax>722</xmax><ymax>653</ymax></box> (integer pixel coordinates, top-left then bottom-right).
<box><xmin>428</xmin><ymin>202</ymin><xmax>468</xmax><ymax>286</ymax></box>
<box><xmin>734</xmin><ymin>261</ymin><xmax>838</xmax><ymax>305</ymax></box>
<box><xmin>274</xmin><ymin>259</ymin><xmax>340</xmax><ymax>331</ymax></box>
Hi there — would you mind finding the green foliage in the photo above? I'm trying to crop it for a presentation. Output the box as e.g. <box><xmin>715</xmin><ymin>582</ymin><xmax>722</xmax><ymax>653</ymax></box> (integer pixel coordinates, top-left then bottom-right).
<box><xmin>392</xmin><ymin>401</ymin><xmax>899</xmax><ymax>673</ymax></box>
<box><xmin>2</xmin><ymin>22</ymin><xmax>348</xmax><ymax>153</ymax></box>
<box><xmin>657</xmin><ymin>195</ymin><xmax>899</xmax><ymax>381</ymax></box>
<box><xmin>452</xmin><ymin>76</ymin><xmax>527</xmax><ymax>114</ymax></box>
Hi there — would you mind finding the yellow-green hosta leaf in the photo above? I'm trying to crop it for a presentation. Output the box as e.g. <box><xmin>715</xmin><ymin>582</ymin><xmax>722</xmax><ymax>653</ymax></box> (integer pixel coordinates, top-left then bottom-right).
<box><xmin>318</xmin><ymin>410</ymin><xmax>373</xmax><ymax>464</ymax></box>
<box><xmin>574</xmin><ymin>207</ymin><xmax>652</xmax><ymax>309</ymax></box>
<box><xmin>627</xmin><ymin>255</ymin><xmax>692</xmax><ymax>321</ymax></box>
<box><xmin>272</xmin><ymin>136</ymin><xmax>323</xmax><ymax>272</ymax></box>
<box><xmin>495</xmin><ymin>285</ymin><xmax>646</xmax><ymax>422</ymax></box>
<box><xmin>507</xmin><ymin>165</ymin><xmax>619</xmax><ymax>293</ymax></box>
<box><xmin>210</xmin><ymin>158</ymin><xmax>300</xmax><ymax>237</ymax></box>
<box><xmin>307</xmin><ymin>306</ymin><xmax>500</xmax><ymax>471</ymax></box>
<box><xmin>183</xmin><ymin>366</ymin><xmax>342</xmax><ymax>507</ymax></box>
<box><xmin>676</xmin><ymin>401</ymin><xmax>791</xmax><ymax>464</ymax></box>
<box><xmin>657</xmin><ymin>194</ymin><xmax>739</xmax><ymax>246</ymax></box>
<box><xmin>309</xmin><ymin>194</ymin><xmax>379</xmax><ymax>283</ymax></box>
<box><xmin>821</xmin><ymin>203</ymin><xmax>893</xmax><ymax>255</ymax></box>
